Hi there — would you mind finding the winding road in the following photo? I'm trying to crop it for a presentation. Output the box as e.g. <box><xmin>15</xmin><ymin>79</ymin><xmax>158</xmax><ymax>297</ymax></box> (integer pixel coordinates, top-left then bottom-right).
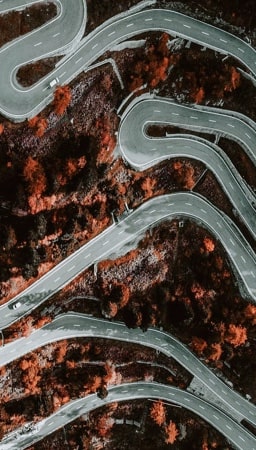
<box><xmin>0</xmin><ymin>312</ymin><xmax>255</xmax><ymax>427</ymax></box>
<box><xmin>1</xmin><ymin>382</ymin><xmax>255</xmax><ymax>450</ymax></box>
<box><xmin>1</xmin><ymin>192</ymin><xmax>255</xmax><ymax>330</ymax></box>
<box><xmin>120</xmin><ymin>93</ymin><xmax>256</xmax><ymax>167</ymax></box>
<box><xmin>0</xmin><ymin>1</ymin><xmax>256</xmax><ymax>448</ymax></box>
<box><xmin>1</xmin><ymin>3</ymin><xmax>256</xmax><ymax>119</ymax></box>
<box><xmin>118</xmin><ymin>95</ymin><xmax>256</xmax><ymax>239</ymax></box>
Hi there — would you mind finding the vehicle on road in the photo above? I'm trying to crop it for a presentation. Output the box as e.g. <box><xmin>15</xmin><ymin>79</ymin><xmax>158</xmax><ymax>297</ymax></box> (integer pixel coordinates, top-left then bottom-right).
<box><xmin>12</xmin><ymin>301</ymin><xmax>22</xmax><ymax>310</ymax></box>
<box><xmin>49</xmin><ymin>77</ymin><xmax>59</xmax><ymax>88</ymax></box>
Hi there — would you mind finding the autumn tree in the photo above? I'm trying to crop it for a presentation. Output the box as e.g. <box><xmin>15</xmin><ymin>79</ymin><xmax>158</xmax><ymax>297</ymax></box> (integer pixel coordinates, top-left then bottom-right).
<box><xmin>203</xmin><ymin>237</ymin><xmax>215</xmax><ymax>253</ymax></box>
<box><xmin>103</xmin><ymin>361</ymin><xmax>117</xmax><ymax>386</ymax></box>
<box><xmin>86</xmin><ymin>375</ymin><xmax>102</xmax><ymax>393</ymax></box>
<box><xmin>225</xmin><ymin>324</ymin><xmax>247</xmax><ymax>347</ymax></box>
<box><xmin>96</xmin><ymin>117</ymin><xmax>116</xmax><ymax>166</ymax></box>
<box><xmin>97</xmin><ymin>415</ymin><xmax>114</xmax><ymax>438</ymax></box>
<box><xmin>150</xmin><ymin>400</ymin><xmax>166</xmax><ymax>426</ymax></box>
<box><xmin>19</xmin><ymin>354</ymin><xmax>41</xmax><ymax>395</ymax></box>
<box><xmin>224</xmin><ymin>66</ymin><xmax>241</xmax><ymax>92</ymax></box>
<box><xmin>215</xmin><ymin>322</ymin><xmax>226</xmax><ymax>343</ymax></box>
<box><xmin>191</xmin><ymin>336</ymin><xmax>207</xmax><ymax>355</ymax></box>
<box><xmin>165</xmin><ymin>420</ymin><xmax>179</xmax><ymax>444</ymax></box>
<box><xmin>103</xmin><ymin>301</ymin><xmax>118</xmax><ymax>319</ymax></box>
<box><xmin>28</xmin><ymin>116</ymin><xmax>48</xmax><ymax>136</ymax></box>
<box><xmin>244</xmin><ymin>304</ymin><xmax>256</xmax><ymax>325</ymax></box>
<box><xmin>207</xmin><ymin>343</ymin><xmax>222</xmax><ymax>362</ymax></box>
<box><xmin>194</xmin><ymin>86</ymin><xmax>205</xmax><ymax>104</ymax></box>
<box><xmin>55</xmin><ymin>340</ymin><xmax>68</xmax><ymax>364</ymax></box>
<box><xmin>0</xmin><ymin>123</ymin><xmax>4</xmax><ymax>135</ymax></box>
<box><xmin>172</xmin><ymin>160</ymin><xmax>195</xmax><ymax>189</ymax></box>
<box><xmin>53</xmin><ymin>85</ymin><xmax>71</xmax><ymax>115</ymax></box>
<box><xmin>141</xmin><ymin>176</ymin><xmax>156</xmax><ymax>199</ymax></box>
<box><xmin>23</xmin><ymin>156</ymin><xmax>47</xmax><ymax>196</ymax></box>
<box><xmin>35</xmin><ymin>118</ymin><xmax>48</xmax><ymax>137</ymax></box>
<box><xmin>129</xmin><ymin>33</ymin><xmax>171</xmax><ymax>91</ymax></box>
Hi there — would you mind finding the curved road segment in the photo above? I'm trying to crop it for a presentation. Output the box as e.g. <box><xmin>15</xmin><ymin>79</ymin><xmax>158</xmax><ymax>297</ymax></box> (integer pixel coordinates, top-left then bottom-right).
<box><xmin>1</xmin><ymin>5</ymin><xmax>256</xmax><ymax>119</ymax></box>
<box><xmin>0</xmin><ymin>3</ymin><xmax>255</xmax><ymax>448</ymax></box>
<box><xmin>1</xmin><ymin>381</ymin><xmax>255</xmax><ymax>450</ymax></box>
<box><xmin>118</xmin><ymin>95</ymin><xmax>256</xmax><ymax>239</ymax></box>
<box><xmin>120</xmin><ymin>94</ymin><xmax>256</xmax><ymax>167</ymax></box>
<box><xmin>0</xmin><ymin>192</ymin><xmax>255</xmax><ymax>330</ymax></box>
<box><xmin>0</xmin><ymin>0</ymin><xmax>87</xmax><ymax>120</ymax></box>
<box><xmin>0</xmin><ymin>313</ymin><xmax>255</xmax><ymax>428</ymax></box>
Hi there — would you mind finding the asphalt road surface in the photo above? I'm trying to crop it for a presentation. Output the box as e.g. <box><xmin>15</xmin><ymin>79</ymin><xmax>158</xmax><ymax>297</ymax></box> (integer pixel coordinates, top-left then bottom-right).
<box><xmin>118</xmin><ymin>95</ymin><xmax>256</xmax><ymax>239</ymax></box>
<box><xmin>1</xmin><ymin>4</ymin><xmax>256</xmax><ymax>119</ymax></box>
<box><xmin>1</xmin><ymin>381</ymin><xmax>255</xmax><ymax>450</ymax></box>
<box><xmin>1</xmin><ymin>192</ymin><xmax>255</xmax><ymax>330</ymax></box>
<box><xmin>0</xmin><ymin>3</ymin><xmax>255</xmax><ymax>448</ymax></box>
<box><xmin>0</xmin><ymin>312</ymin><xmax>255</xmax><ymax>427</ymax></box>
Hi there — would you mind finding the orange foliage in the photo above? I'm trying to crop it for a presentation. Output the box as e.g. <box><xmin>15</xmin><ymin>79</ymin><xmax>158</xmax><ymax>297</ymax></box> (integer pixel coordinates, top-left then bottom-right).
<box><xmin>172</xmin><ymin>160</ymin><xmax>195</xmax><ymax>189</ymax></box>
<box><xmin>173</xmin><ymin>161</ymin><xmax>182</xmax><ymax>171</ymax></box>
<box><xmin>87</xmin><ymin>375</ymin><xmax>102</xmax><ymax>393</ymax></box>
<box><xmin>224</xmin><ymin>66</ymin><xmax>241</xmax><ymax>92</ymax></box>
<box><xmin>191</xmin><ymin>336</ymin><xmax>207</xmax><ymax>354</ymax></box>
<box><xmin>158</xmin><ymin>33</ymin><xmax>170</xmax><ymax>56</ymax></box>
<box><xmin>28</xmin><ymin>116</ymin><xmax>39</xmax><ymax>128</ymax></box>
<box><xmin>118</xmin><ymin>283</ymin><xmax>130</xmax><ymax>308</ymax></box>
<box><xmin>23</xmin><ymin>156</ymin><xmax>47</xmax><ymax>196</ymax></box>
<box><xmin>105</xmin><ymin>301</ymin><xmax>118</xmax><ymax>318</ymax></box>
<box><xmin>57</xmin><ymin>156</ymin><xmax>87</xmax><ymax>186</ymax></box>
<box><xmin>103</xmin><ymin>361</ymin><xmax>121</xmax><ymax>385</ymax></box>
<box><xmin>20</xmin><ymin>355</ymin><xmax>41</xmax><ymax>394</ymax></box>
<box><xmin>141</xmin><ymin>176</ymin><xmax>156</xmax><ymax>198</ymax></box>
<box><xmin>244</xmin><ymin>304</ymin><xmax>256</xmax><ymax>325</ymax></box>
<box><xmin>98</xmin><ymin>248</ymin><xmax>139</xmax><ymax>274</ymax></box>
<box><xmin>194</xmin><ymin>86</ymin><xmax>205</xmax><ymax>104</ymax></box>
<box><xmin>191</xmin><ymin>282</ymin><xmax>206</xmax><ymax>300</ymax></box>
<box><xmin>97</xmin><ymin>415</ymin><xmax>114</xmax><ymax>437</ymax></box>
<box><xmin>28</xmin><ymin>116</ymin><xmax>48</xmax><ymax>136</ymax></box>
<box><xmin>208</xmin><ymin>343</ymin><xmax>222</xmax><ymax>361</ymax></box>
<box><xmin>19</xmin><ymin>359</ymin><xmax>30</xmax><ymax>371</ymax></box>
<box><xmin>165</xmin><ymin>420</ymin><xmax>179</xmax><ymax>444</ymax></box>
<box><xmin>96</xmin><ymin>118</ymin><xmax>116</xmax><ymax>166</ymax></box>
<box><xmin>35</xmin><ymin>118</ymin><xmax>48</xmax><ymax>137</ymax></box>
<box><xmin>55</xmin><ymin>341</ymin><xmax>68</xmax><ymax>364</ymax></box>
<box><xmin>150</xmin><ymin>400</ymin><xmax>166</xmax><ymax>426</ymax></box>
<box><xmin>203</xmin><ymin>237</ymin><xmax>215</xmax><ymax>253</ymax></box>
<box><xmin>129</xmin><ymin>33</ymin><xmax>171</xmax><ymax>91</ymax></box>
<box><xmin>149</xmin><ymin>56</ymin><xmax>169</xmax><ymax>88</ymax></box>
<box><xmin>66</xmin><ymin>360</ymin><xmax>76</xmax><ymax>369</ymax></box>
<box><xmin>0</xmin><ymin>123</ymin><xmax>4</xmax><ymax>135</ymax></box>
<box><xmin>34</xmin><ymin>316</ymin><xmax>51</xmax><ymax>329</ymax></box>
<box><xmin>231</xmin><ymin>67</ymin><xmax>241</xmax><ymax>90</ymax></box>
<box><xmin>216</xmin><ymin>322</ymin><xmax>226</xmax><ymax>343</ymax></box>
<box><xmin>225</xmin><ymin>324</ymin><xmax>247</xmax><ymax>347</ymax></box>
<box><xmin>53</xmin><ymin>85</ymin><xmax>71</xmax><ymax>115</ymax></box>
<box><xmin>23</xmin><ymin>318</ymin><xmax>34</xmax><ymax>337</ymax></box>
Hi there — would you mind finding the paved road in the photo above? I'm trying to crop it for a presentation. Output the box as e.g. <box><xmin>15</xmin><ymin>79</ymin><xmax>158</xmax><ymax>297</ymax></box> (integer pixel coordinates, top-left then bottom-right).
<box><xmin>0</xmin><ymin>312</ymin><xmax>255</xmax><ymax>427</ymax></box>
<box><xmin>0</xmin><ymin>4</ymin><xmax>255</xmax><ymax>447</ymax></box>
<box><xmin>121</xmin><ymin>94</ymin><xmax>256</xmax><ymax>166</ymax></box>
<box><xmin>0</xmin><ymin>0</ymin><xmax>57</xmax><ymax>14</ymax></box>
<box><xmin>118</xmin><ymin>95</ymin><xmax>256</xmax><ymax>239</ymax></box>
<box><xmin>1</xmin><ymin>5</ymin><xmax>256</xmax><ymax>119</ymax></box>
<box><xmin>1</xmin><ymin>192</ymin><xmax>255</xmax><ymax>330</ymax></box>
<box><xmin>0</xmin><ymin>0</ymin><xmax>87</xmax><ymax>120</ymax></box>
<box><xmin>1</xmin><ymin>381</ymin><xmax>255</xmax><ymax>450</ymax></box>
